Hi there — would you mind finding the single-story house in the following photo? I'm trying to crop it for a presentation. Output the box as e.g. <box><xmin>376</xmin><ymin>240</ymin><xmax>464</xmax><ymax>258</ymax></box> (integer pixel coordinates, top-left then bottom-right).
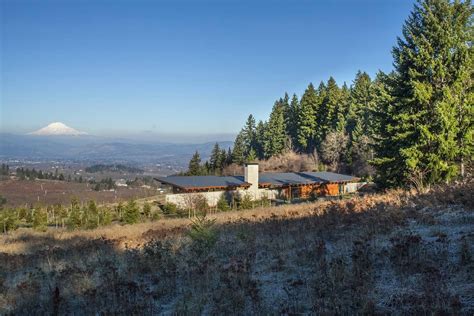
<box><xmin>155</xmin><ymin>163</ymin><xmax>360</xmax><ymax>207</ymax></box>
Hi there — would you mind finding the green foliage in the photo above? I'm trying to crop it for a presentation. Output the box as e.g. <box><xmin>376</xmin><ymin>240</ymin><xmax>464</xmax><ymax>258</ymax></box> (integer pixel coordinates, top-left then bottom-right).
<box><xmin>84</xmin><ymin>200</ymin><xmax>99</xmax><ymax>229</ymax></box>
<box><xmin>188</xmin><ymin>151</ymin><xmax>203</xmax><ymax>175</ymax></box>
<box><xmin>0</xmin><ymin>209</ymin><xmax>18</xmax><ymax>233</ymax></box>
<box><xmin>373</xmin><ymin>0</ymin><xmax>473</xmax><ymax>188</ymax></box>
<box><xmin>187</xmin><ymin>215</ymin><xmax>218</xmax><ymax>250</ymax></box>
<box><xmin>216</xmin><ymin>193</ymin><xmax>230</xmax><ymax>212</ymax></box>
<box><xmin>142</xmin><ymin>202</ymin><xmax>152</xmax><ymax>218</ymax></box>
<box><xmin>123</xmin><ymin>200</ymin><xmax>140</xmax><ymax>224</ymax></box>
<box><xmin>32</xmin><ymin>208</ymin><xmax>48</xmax><ymax>231</ymax></box>
<box><xmin>161</xmin><ymin>202</ymin><xmax>178</xmax><ymax>215</ymax></box>
<box><xmin>263</xmin><ymin>99</ymin><xmax>288</xmax><ymax>158</ymax></box>
<box><xmin>238</xmin><ymin>193</ymin><xmax>254</xmax><ymax>210</ymax></box>
<box><xmin>232</xmin><ymin>132</ymin><xmax>247</xmax><ymax>165</ymax></box>
<box><xmin>296</xmin><ymin>83</ymin><xmax>319</xmax><ymax>152</ymax></box>
<box><xmin>67</xmin><ymin>199</ymin><xmax>83</xmax><ymax>230</ymax></box>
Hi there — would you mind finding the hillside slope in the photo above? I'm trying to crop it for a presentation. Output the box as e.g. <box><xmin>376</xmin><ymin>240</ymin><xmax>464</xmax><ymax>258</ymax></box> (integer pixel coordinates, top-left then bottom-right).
<box><xmin>0</xmin><ymin>183</ymin><xmax>473</xmax><ymax>314</ymax></box>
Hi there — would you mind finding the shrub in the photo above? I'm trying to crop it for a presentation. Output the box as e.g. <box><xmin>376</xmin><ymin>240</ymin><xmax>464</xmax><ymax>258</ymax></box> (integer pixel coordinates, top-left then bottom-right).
<box><xmin>67</xmin><ymin>199</ymin><xmax>83</xmax><ymax>230</ymax></box>
<box><xmin>161</xmin><ymin>202</ymin><xmax>177</xmax><ymax>215</ymax></box>
<box><xmin>187</xmin><ymin>215</ymin><xmax>218</xmax><ymax>250</ymax></box>
<box><xmin>123</xmin><ymin>200</ymin><xmax>140</xmax><ymax>224</ymax></box>
<box><xmin>142</xmin><ymin>202</ymin><xmax>152</xmax><ymax>218</ymax></box>
<box><xmin>32</xmin><ymin>208</ymin><xmax>48</xmax><ymax>231</ymax></box>
<box><xmin>217</xmin><ymin>193</ymin><xmax>230</xmax><ymax>212</ymax></box>
<box><xmin>0</xmin><ymin>209</ymin><xmax>18</xmax><ymax>233</ymax></box>
<box><xmin>239</xmin><ymin>193</ymin><xmax>254</xmax><ymax>210</ymax></box>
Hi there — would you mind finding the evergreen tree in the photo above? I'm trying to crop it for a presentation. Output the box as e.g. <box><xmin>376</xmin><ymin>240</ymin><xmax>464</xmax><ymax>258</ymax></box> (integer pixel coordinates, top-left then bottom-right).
<box><xmin>123</xmin><ymin>200</ymin><xmax>140</xmax><ymax>224</ymax></box>
<box><xmin>85</xmin><ymin>200</ymin><xmax>99</xmax><ymax>229</ymax></box>
<box><xmin>263</xmin><ymin>99</ymin><xmax>287</xmax><ymax>158</ymax></box>
<box><xmin>348</xmin><ymin>71</ymin><xmax>375</xmax><ymax>138</ymax></box>
<box><xmin>318</xmin><ymin>77</ymin><xmax>341</xmax><ymax>138</ymax></box>
<box><xmin>255</xmin><ymin>120</ymin><xmax>267</xmax><ymax>159</ymax></box>
<box><xmin>374</xmin><ymin>0</ymin><xmax>473</xmax><ymax>188</ymax></box>
<box><xmin>296</xmin><ymin>83</ymin><xmax>318</xmax><ymax>152</ymax></box>
<box><xmin>288</xmin><ymin>94</ymin><xmax>300</xmax><ymax>149</ymax></box>
<box><xmin>188</xmin><ymin>151</ymin><xmax>202</xmax><ymax>175</ymax></box>
<box><xmin>246</xmin><ymin>148</ymin><xmax>257</xmax><ymax>162</ymax></box>
<box><xmin>68</xmin><ymin>198</ymin><xmax>83</xmax><ymax>229</ymax></box>
<box><xmin>142</xmin><ymin>202</ymin><xmax>152</xmax><ymax>218</ymax></box>
<box><xmin>225</xmin><ymin>147</ymin><xmax>233</xmax><ymax>165</ymax></box>
<box><xmin>209</xmin><ymin>143</ymin><xmax>221</xmax><ymax>173</ymax></box>
<box><xmin>281</xmin><ymin>93</ymin><xmax>292</xmax><ymax>136</ymax></box>
<box><xmin>242</xmin><ymin>114</ymin><xmax>257</xmax><ymax>155</ymax></box>
<box><xmin>232</xmin><ymin>132</ymin><xmax>246</xmax><ymax>165</ymax></box>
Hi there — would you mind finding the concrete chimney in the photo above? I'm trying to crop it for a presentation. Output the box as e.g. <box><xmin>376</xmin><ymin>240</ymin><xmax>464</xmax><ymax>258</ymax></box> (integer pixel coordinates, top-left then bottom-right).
<box><xmin>244</xmin><ymin>162</ymin><xmax>259</xmax><ymax>197</ymax></box>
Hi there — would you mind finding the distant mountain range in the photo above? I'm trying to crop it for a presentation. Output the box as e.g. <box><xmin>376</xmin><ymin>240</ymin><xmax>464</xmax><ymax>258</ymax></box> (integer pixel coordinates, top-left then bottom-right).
<box><xmin>0</xmin><ymin>133</ymin><xmax>233</xmax><ymax>167</ymax></box>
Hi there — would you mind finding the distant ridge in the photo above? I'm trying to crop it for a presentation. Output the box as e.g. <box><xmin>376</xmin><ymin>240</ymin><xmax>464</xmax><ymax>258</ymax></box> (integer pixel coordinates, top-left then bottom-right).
<box><xmin>29</xmin><ymin>122</ymin><xmax>87</xmax><ymax>136</ymax></box>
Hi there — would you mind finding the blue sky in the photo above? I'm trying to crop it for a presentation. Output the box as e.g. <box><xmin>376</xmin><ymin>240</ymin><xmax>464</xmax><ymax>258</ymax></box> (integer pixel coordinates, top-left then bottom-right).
<box><xmin>1</xmin><ymin>0</ymin><xmax>414</xmax><ymax>141</ymax></box>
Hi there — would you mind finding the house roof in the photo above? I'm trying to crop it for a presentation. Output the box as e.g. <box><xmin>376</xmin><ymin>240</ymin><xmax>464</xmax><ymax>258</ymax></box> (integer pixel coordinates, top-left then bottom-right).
<box><xmin>155</xmin><ymin>175</ymin><xmax>250</xmax><ymax>190</ymax></box>
<box><xmin>156</xmin><ymin>171</ymin><xmax>358</xmax><ymax>190</ymax></box>
<box><xmin>301</xmin><ymin>171</ymin><xmax>358</xmax><ymax>183</ymax></box>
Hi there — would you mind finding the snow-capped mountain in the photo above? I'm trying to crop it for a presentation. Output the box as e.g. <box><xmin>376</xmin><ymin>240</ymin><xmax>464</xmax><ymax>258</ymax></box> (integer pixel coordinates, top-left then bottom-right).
<box><xmin>28</xmin><ymin>122</ymin><xmax>87</xmax><ymax>136</ymax></box>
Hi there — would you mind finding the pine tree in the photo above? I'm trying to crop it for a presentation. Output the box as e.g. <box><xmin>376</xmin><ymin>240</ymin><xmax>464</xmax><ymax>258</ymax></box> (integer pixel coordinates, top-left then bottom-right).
<box><xmin>188</xmin><ymin>151</ymin><xmax>202</xmax><ymax>175</ymax></box>
<box><xmin>225</xmin><ymin>147</ymin><xmax>233</xmax><ymax>165</ymax></box>
<box><xmin>263</xmin><ymin>99</ymin><xmax>287</xmax><ymax>158</ymax></box>
<box><xmin>296</xmin><ymin>83</ymin><xmax>318</xmax><ymax>152</ymax></box>
<box><xmin>288</xmin><ymin>94</ymin><xmax>300</xmax><ymax>150</ymax></box>
<box><xmin>348</xmin><ymin>71</ymin><xmax>375</xmax><ymax>138</ymax></box>
<box><xmin>209</xmin><ymin>143</ymin><xmax>221</xmax><ymax>173</ymax></box>
<box><xmin>255</xmin><ymin>120</ymin><xmax>267</xmax><ymax>159</ymax></box>
<box><xmin>374</xmin><ymin>0</ymin><xmax>473</xmax><ymax>188</ymax></box>
<box><xmin>242</xmin><ymin>114</ymin><xmax>257</xmax><ymax>155</ymax></box>
<box><xmin>246</xmin><ymin>148</ymin><xmax>257</xmax><ymax>162</ymax></box>
<box><xmin>232</xmin><ymin>132</ymin><xmax>246</xmax><ymax>165</ymax></box>
<box><xmin>123</xmin><ymin>200</ymin><xmax>140</xmax><ymax>224</ymax></box>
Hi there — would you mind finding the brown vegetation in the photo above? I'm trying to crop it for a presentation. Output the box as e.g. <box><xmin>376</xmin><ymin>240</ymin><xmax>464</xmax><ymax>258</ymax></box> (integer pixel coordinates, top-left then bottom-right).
<box><xmin>0</xmin><ymin>179</ymin><xmax>158</xmax><ymax>207</ymax></box>
<box><xmin>223</xmin><ymin>151</ymin><xmax>321</xmax><ymax>175</ymax></box>
<box><xmin>0</xmin><ymin>182</ymin><xmax>473</xmax><ymax>314</ymax></box>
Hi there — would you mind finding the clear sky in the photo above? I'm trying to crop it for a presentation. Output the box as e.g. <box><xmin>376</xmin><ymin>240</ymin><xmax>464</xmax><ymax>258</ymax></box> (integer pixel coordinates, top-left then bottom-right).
<box><xmin>1</xmin><ymin>0</ymin><xmax>415</xmax><ymax>141</ymax></box>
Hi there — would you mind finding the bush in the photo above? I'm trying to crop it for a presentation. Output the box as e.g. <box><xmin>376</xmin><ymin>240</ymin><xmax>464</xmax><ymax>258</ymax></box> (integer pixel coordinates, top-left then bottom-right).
<box><xmin>161</xmin><ymin>202</ymin><xmax>177</xmax><ymax>215</ymax></box>
<box><xmin>142</xmin><ymin>202</ymin><xmax>152</xmax><ymax>218</ymax></box>
<box><xmin>239</xmin><ymin>193</ymin><xmax>254</xmax><ymax>210</ymax></box>
<box><xmin>217</xmin><ymin>193</ymin><xmax>230</xmax><ymax>212</ymax></box>
<box><xmin>123</xmin><ymin>200</ymin><xmax>140</xmax><ymax>224</ymax></box>
<box><xmin>0</xmin><ymin>209</ymin><xmax>18</xmax><ymax>233</ymax></box>
<box><xmin>32</xmin><ymin>208</ymin><xmax>48</xmax><ymax>231</ymax></box>
<box><xmin>187</xmin><ymin>215</ymin><xmax>218</xmax><ymax>251</ymax></box>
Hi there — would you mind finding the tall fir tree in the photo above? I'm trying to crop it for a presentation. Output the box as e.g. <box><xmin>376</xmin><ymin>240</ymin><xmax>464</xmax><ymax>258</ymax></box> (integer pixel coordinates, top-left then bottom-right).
<box><xmin>288</xmin><ymin>93</ymin><xmax>300</xmax><ymax>150</ymax></box>
<box><xmin>209</xmin><ymin>143</ymin><xmax>221</xmax><ymax>173</ymax></box>
<box><xmin>188</xmin><ymin>151</ymin><xmax>202</xmax><ymax>175</ymax></box>
<box><xmin>263</xmin><ymin>99</ymin><xmax>287</xmax><ymax>158</ymax></box>
<box><xmin>255</xmin><ymin>120</ymin><xmax>267</xmax><ymax>159</ymax></box>
<box><xmin>232</xmin><ymin>131</ymin><xmax>246</xmax><ymax>165</ymax></box>
<box><xmin>348</xmin><ymin>71</ymin><xmax>375</xmax><ymax>139</ymax></box>
<box><xmin>242</xmin><ymin>114</ymin><xmax>257</xmax><ymax>156</ymax></box>
<box><xmin>373</xmin><ymin>0</ymin><xmax>473</xmax><ymax>187</ymax></box>
<box><xmin>296</xmin><ymin>83</ymin><xmax>318</xmax><ymax>152</ymax></box>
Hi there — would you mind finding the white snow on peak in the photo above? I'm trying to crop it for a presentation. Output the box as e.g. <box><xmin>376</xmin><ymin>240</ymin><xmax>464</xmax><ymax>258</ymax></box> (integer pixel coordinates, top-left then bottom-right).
<box><xmin>29</xmin><ymin>122</ymin><xmax>88</xmax><ymax>136</ymax></box>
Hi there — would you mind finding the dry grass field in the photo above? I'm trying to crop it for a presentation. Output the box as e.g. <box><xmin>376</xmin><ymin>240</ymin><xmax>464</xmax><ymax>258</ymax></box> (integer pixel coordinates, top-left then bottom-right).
<box><xmin>0</xmin><ymin>182</ymin><xmax>473</xmax><ymax>314</ymax></box>
<box><xmin>0</xmin><ymin>179</ymin><xmax>159</xmax><ymax>207</ymax></box>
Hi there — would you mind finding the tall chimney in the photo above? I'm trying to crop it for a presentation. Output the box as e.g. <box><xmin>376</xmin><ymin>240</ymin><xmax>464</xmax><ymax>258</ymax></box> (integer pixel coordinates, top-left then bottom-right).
<box><xmin>244</xmin><ymin>162</ymin><xmax>259</xmax><ymax>197</ymax></box>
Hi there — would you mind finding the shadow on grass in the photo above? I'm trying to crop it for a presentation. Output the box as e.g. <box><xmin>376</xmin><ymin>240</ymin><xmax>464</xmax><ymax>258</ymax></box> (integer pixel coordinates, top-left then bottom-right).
<box><xmin>1</xmin><ymin>183</ymin><xmax>473</xmax><ymax>314</ymax></box>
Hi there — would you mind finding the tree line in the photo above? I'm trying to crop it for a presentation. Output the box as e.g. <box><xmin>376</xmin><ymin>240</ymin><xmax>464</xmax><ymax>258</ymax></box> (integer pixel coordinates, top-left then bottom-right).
<box><xmin>211</xmin><ymin>0</ymin><xmax>471</xmax><ymax>189</ymax></box>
